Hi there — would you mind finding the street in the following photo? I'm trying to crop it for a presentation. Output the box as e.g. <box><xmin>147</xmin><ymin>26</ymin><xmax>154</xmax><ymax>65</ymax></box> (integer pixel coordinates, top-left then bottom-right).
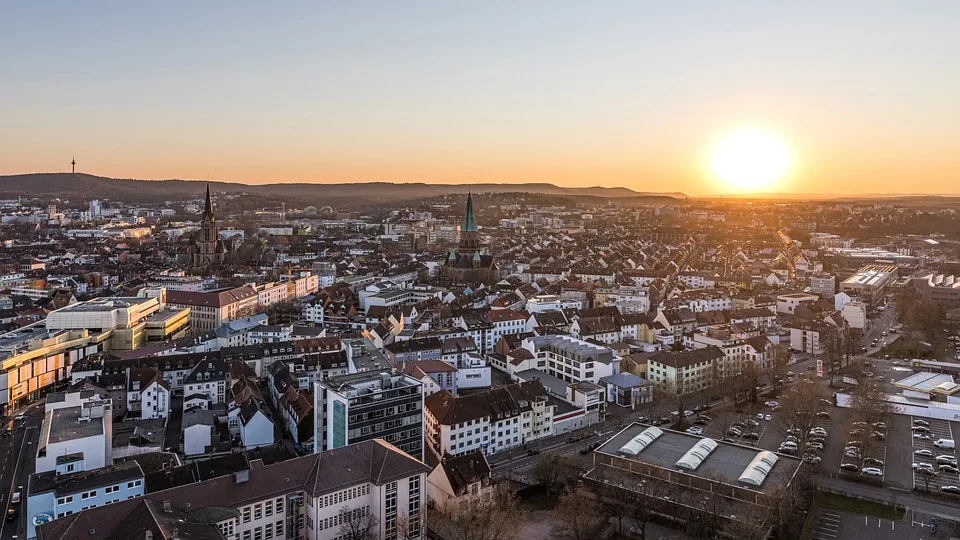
<box><xmin>0</xmin><ymin>402</ymin><xmax>44</xmax><ymax>540</ymax></box>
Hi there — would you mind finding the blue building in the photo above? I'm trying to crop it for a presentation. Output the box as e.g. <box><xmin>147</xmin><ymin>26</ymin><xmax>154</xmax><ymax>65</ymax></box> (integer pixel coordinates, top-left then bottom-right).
<box><xmin>26</xmin><ymin>460</ymin><xmax>145</xmax><ymax>539</ymax></box>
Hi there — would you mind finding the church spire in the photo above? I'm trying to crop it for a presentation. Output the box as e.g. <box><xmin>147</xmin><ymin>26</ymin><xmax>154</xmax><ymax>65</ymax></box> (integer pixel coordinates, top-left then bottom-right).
<box><xmin>203</xmin><ymin>183</ymin><xmax>214</xmax><ymax>220</ymax></box>
<box><xmin>462</xmin><ymin>191</ymin><xmax>477</xmax><ymax>233</ymax></box>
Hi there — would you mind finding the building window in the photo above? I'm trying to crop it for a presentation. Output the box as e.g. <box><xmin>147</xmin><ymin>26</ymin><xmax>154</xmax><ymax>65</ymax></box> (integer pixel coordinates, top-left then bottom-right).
<box><xmin>243</xmin><ymin>506</ymin><xmax>251</xmax><ymax>523</ymax></box>
<box><xmin>254</xmin><ymin>503</ymin><xmax>263</xmax><ymax>520</ymax></box>
<box><xmin>81</xmin><ymin>490</ymin><xmax>96</xmax><ymax>500</ymax></box>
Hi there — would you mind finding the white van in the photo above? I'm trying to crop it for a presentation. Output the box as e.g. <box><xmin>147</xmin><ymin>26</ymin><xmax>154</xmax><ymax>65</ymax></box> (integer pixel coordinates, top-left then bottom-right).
<box><xmin>934</xmin><ymin>439</ymin><xmax>956</xmax><ymax>449</ymax></box>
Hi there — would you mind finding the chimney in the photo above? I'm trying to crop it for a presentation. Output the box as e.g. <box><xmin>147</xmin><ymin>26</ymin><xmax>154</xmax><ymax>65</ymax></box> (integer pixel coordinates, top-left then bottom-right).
<box><xmin>235</xmin><ymin>469</ymin><xmax>250</xmax><ymax>484</ymax></box>
<box><xmin>172</xmin><ymin>528</ymin><xmax>179</xmax><ymax>540</ymax></box>
<box><xmin>163</xmin><ymin>500</ymin><xmax>172</xmax><ymax>512</ymax></box>
<box><xmin>145</xmin><ymin>531</ymin><xmax>153</xmax><ymax>540</ymax></box>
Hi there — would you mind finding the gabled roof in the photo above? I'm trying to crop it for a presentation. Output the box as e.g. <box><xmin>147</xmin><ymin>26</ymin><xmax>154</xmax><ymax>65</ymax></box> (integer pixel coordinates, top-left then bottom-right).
<box><xmin>438</xmin><ymin>450</ymin><xmax>491</xmax><ymax>496</ymax></box>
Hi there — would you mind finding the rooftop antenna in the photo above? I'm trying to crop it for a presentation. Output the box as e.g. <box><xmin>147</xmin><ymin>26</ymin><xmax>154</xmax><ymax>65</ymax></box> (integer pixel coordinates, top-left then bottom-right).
<box><xmin>71</xmin><ymin>155</ymin><xmax>76</xmax><ymax>174</ymax></box>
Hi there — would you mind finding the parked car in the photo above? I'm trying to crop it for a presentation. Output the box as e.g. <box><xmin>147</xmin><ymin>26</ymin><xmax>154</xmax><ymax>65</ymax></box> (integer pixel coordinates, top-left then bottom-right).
<box><xmin>862</xmin><ymin>467</ymin><xmax>883</xmax><ymax>476</ymax></box>
<box><xmin>872</xmin><ymin>432</ymin><xmax>886</xmax><ymax>441</ymax></box>
<box><xmin>845</xmin><ymin>441</ymin><xmax>864</xmax><ymax>448</ymax></box>
<box><xmin>939</xmin><ymin>464</ymin><xmax>960</xmax><ymax>474</ymax></box>
<box><xmin>913</xmin><ymin>419</ymin><xmax>930</xmax><ymax>426</ymax></box>
<box><xmin>683</xmin><ymin>410</ymin><xmax>694</xmax><ymax>417</ymax></box>
<box><xmin>699</xmin><ymin>415</ymin><xmax>713</xmax><ymax>422</ymax></box>
<box><xmin>5</xmin><ymin>508</ymin><xmax>15</xmax><ymax>522</ymax></box>
<box><xmin>915</xmin><ymin>449</ymin><xmax>934</xmax><ymax>457</ymax></box>
<box><xmin>527</xmin><ymin>449</ymin><xmax>541</xmax><ymax>456</ymax></box>
<box><xmin>912</xmin><ymin>426</ymin><xmax>931</xmax><ymax>433</ymax></box>
<box><xmin>913</xmin><ymin>463</ymin><xmax>935</xmax><ymax>471</ymax></box>
<box><xmin>941</xmin><ymin>486</ymin><xmax>960</xmax><ymax>494</ymax></box>
<box><xmin>742</xmin><ymin>432</ymin><xmax>760</xmax><ymax>441</ymax></box>
<box><xmin>764</xmin><ymin>401</ymin><xmax>779</xmax><ymax>408</ymax></box>
<box><xmin>917</xmin><ymin>468</ymin><xmax>938</xmax><ymax>476</ymax></box>
<box><xmin>744</xmin><ymin>419</ymin><xmax>760</xmax><ymax>428</ymax></box>
<box><xmin>936</xmin><ymin>455</ymin><xmax>959</xmax><ymax>465</ymax></box>
<box><xmin>693</xmin><ymin>418</ymin><xmax>709</xmax><ymax>426</ymax></box>
<box><xmin>686</xmin><ymin>426</ymin><xmax>704</xmax><ymax>436</ymax></box>
<box><xmin>914</xmin><ymin>434</ymin><xmax>932</xmax><ymax>440</ymax></box>
<box><xmin>844</xmin><ymin>450</ymin><xmax>862</xmax><ymax>459</ymax></box>
<box><xmin>852</xmin><ymin>421</ymin><xmax>868</xmax><ymax>427</ymax></box>
<box><xmin>816</xmin><ymin>411</ymin><xmax>831</xmax><ymax>418</ymax></box>
<box><xmin>756</xmin><ymin>413</ymin><xmax>765</xmax><ymax>420</ymax></box>
<box><xmin>864</xmin><ymin>457</ymin><xmax>884</xmax><ymax>466</ymax></box>
<box><xmin>806</xmin><ymin>442</ymin><xmax>824</xmax><ymax>450</ymax></box>
<box><xmin>849</xmin><ymin>429</ymin><xmax>865</xmax><ymax>436</ymax></box>
<box><xmin>804</xmin><ymin>455</ymin><xmax>822</xmax><ymax>464</ymax></box>
<box><xmin>840</xmin><ymin>463</ymin><xmax>859</xmax><ymax>472</ymax></box>
<box><xmin>764</xmin><ymin>414</ymin><xmax>773</xmax><ymax>421</ymax></box>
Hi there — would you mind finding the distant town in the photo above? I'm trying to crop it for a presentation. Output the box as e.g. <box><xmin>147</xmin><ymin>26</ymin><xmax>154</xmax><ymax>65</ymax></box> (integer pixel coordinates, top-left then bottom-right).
<box><xmin>1</xmin><ymin>182</ymin><xmax>959</xmax><ymax>539</ymax></box>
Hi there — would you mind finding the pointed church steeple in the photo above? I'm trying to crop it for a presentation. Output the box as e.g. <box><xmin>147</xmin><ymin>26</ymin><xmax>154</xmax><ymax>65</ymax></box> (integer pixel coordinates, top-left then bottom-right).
<box><xmin>462</xmin><ymin>191</ymin><xmax>477</xmax><ymax>233</ymax></box>
<box><xmin>203</xmin><ymin>183</ymin><xmax>214</xmax><ymax>220</ymax></box>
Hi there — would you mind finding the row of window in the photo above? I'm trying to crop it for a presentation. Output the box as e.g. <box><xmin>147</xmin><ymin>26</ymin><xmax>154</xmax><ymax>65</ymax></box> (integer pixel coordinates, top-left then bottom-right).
<box><xmin>242</xmin><ymin>497</ymin><xmax>285</xmax><ymax>523</ymax></box>
<box><xmin>319</xmin><ymin>505</ymin><xmax>370</xmax><ymax>530</ymax></box>
<box><xmin>238</xmin><ymin>520</ymin><xmax>284</xmax><ymax>540</ymax></box>
<box><xmin>318</xmin><ymin>484</ymin><xmax>370</xmax><ymax>508</ymax></box>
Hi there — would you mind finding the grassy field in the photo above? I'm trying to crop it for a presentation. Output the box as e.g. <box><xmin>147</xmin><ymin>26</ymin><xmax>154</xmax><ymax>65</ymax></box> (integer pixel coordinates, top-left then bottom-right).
<box><xmin>815</xmin><ymin>492</ymin><xmax>905</xmax><ymax>521</ymax></box>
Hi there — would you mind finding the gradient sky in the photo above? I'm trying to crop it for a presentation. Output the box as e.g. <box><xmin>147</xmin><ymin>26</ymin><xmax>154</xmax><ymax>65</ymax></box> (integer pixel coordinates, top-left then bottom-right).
<box><xmin>2</xmin><ymin>1</ymin><xmax>959</xmax><ymax>195</ymax></box>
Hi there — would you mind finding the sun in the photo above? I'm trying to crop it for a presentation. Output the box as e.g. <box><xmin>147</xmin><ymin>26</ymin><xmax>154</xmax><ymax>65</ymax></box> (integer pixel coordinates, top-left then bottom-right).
<box><xmin>708</xmin><ymin>128</ymin><xmax>793</xmax><ymax>193</ymax></box>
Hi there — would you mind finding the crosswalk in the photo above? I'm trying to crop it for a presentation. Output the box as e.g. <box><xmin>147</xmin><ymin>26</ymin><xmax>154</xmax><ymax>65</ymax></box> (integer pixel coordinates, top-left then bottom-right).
<box><xmin>813</xmin><ymin>510</ymin><xmax>841</xmax><ymax>540</ymax></box>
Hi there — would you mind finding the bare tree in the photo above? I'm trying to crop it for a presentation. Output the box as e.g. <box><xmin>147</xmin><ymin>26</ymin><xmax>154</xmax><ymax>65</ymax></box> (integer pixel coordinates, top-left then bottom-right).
<box><xmin>429</xmin><ymin>484</ymin><xmax>525</xmax><ymax>540</ymax></box>
<box><xmin>551</xmin><ymin>486</ymin><xmax>607</xmax><ymax>540</ymax></box>
<box><xmin>847</xmin><ymin>379</ymin><xmax>892</xmax><ymax>426</ymax></box>
<box><xmin>395</xmin><ymin>508</ymin><xmax>426</xmax><ymax>540</ymax></box>
<box><xmin>530</xmin><ymin>454</ymin><xmax>577</xmax><ymax>497</ymax></box>
<box><xmin>338</xmin><ymin>506</ymin><xmax>380</xmax><ymax>540</ymax></box>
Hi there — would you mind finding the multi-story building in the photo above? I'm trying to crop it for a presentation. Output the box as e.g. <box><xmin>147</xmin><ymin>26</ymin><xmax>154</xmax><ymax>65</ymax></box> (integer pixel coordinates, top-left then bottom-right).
<box><xmin>789</xmin><ymin>322</ymin><xmax>831</xmax><ymax>355</ymax></box>
<box><xmin>314</xmin><ymin>370</ymin><xmax>424</xmax><ymax>459</ymax></box>
<box><xmin>424</xmin><ymin>380</ymin><xmax>554</xmax><ymax>457</ymax></box>
<box><xmin>125</xmin><ymin>367</ymin><xmax>170</xmax><ymax>419</ymax></box>
<box><xmin>37</xmin><ymin>394</ymin><xmax>113</xmax><ymax>474</ymax></box>
<box><xmin>775</xmin><ymin>293</ymin><xmax>818</xmax><ymax>315</ymax></box>
<box><xmin>36</xmin><ymin>439</ymin><xmax>430</xmax><ymax>540</ymax></box>
<box><xmin>809</xmin><ymin>273</ymin><xmax>836</xmax><ymax>299</ymax></box>
<box><xmin>45</xmin><ymin>295</ymin><xmax>190</xmax><ymax>351</ymax></box>
<box><xmin>166</xmin><ymin>286</ymin><xmax>258</xmax><ymax>332</ymax></box>
<box><xmin>183</xmin><ymin>358</ymin><xmax>227</xmax><ymax>405</ymax></box>
<box><xmin>27</xmin><ymin>460</ymin><xmax>145</xmax><ymax>539</ymax></box>
<box><xmin>840</xmin><ymin>264</ymin><xmax>898</xmax><ymax>308</ymax></box>
<box><xmin>913</xmin><ymin>273</ymin><xmax>960</xmax><ymax>309</ymax></box>
<box><xmin>645</xmin><ymin>346</ymin><xmax>726</xmax><ymax>395</ymax></box>
<box><xmin>518</xmin><ymin>335</ymin><xmax>620</xmax><ymax>385</ymax></box>
<box><xmin>485</xmin><ymin>309</ymin><xmax>528</xmax><ymax>352</ymax></box>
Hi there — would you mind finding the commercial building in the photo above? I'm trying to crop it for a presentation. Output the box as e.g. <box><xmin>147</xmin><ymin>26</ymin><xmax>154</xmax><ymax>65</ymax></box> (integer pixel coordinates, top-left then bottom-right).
<box><xmin>585</xmin><ymin>423</ymin><xmax>803</xmax><ymax>534</ymax></box>
<box><xmin>37</xmin><ymin>439</ymin><xmax>430</xmax><ymax>540</ymax></box>
<box><xmin>45</xmin><ymin>295</ymin><xmax>190</xmax><ymax>351</ymax></box>
<box><xmin>840</xmin><ymin>264</ymin><xmax>898</xmax><ymax>307</ymax></box>
<box><xmin>314</xmin><ymin>370</ymin><xmax>424</xmax><ymax>459</ymax></box>
<box><xmin>913</xmin><ymin>273</ymin><xmax>960</xmax><ymax>309</ymax></box>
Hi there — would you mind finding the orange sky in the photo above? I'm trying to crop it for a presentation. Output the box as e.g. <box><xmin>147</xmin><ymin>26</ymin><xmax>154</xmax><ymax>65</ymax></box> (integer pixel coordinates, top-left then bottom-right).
<box><xmin>2</xmin><ymin>2</ymin><xmax>959</xmax><ymax>196</ymax></box>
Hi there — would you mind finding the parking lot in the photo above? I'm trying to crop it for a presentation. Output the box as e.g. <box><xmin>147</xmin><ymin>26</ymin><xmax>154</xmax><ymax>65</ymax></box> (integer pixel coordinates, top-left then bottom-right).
<box><xmin>812</xmin><ymin>509</ymin><xmax>907</xmax><ymax>540</ymax></box>
<box><xmin>910</xmin><ymin>417</ymin><xmax>959</xmax><ymax>494</ymax></box>
<box><xmin>699</xmin><ymin>407</ymin><xmax>774</xmax><ymax>447</ymax></box>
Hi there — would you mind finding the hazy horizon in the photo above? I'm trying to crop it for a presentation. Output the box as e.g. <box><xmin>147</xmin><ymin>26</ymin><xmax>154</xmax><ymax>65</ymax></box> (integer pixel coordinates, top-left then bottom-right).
<box><xmin>2</xmin><ymin>2</ymin><xmax>959</xmax><ymax>196</ymax></box>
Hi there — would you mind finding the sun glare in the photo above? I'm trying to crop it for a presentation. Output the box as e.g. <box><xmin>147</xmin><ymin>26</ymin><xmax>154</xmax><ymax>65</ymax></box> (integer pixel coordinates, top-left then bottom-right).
<box><xmin>708</xmin><ymin>128</ymin><xmax>793</xmax><ymax>193</ymax></box>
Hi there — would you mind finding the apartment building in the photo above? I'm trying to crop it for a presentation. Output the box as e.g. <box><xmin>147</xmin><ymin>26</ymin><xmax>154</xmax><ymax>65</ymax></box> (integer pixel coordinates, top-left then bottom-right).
<box><xmin>646</xmin><ymin>346</ymin><xmax>726</xmax><ymax>395</ymax></box>
<box><xmin>183</xmin><ymin>358</ymin><xmax>227</xmax><ymax>405</ymax></box>
<box><xmin>314</xmin><ymin>370</ymin><xmax>424</xmax><ymax>459</ymax></box>
<box><xmin>424</xmin><ymin>380</ymin><xmax>554</xmax><ymax>457</ymax></box>
<box><xmin>789</xmin><ymin>322</ymin><xmax>831</xmax><ymax>355</ymax></box>
<box><xmin>37</xmin><ymin>439</ymin><xmax>430</xmax><ymax>540</ymax></box>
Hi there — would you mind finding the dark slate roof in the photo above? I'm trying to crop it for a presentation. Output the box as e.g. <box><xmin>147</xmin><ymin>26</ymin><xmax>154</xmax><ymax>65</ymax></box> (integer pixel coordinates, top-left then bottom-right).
<box><xmin>438</xmin><ymin>450</ymin><xmax>491</xmax><ymax>496</ymax></box>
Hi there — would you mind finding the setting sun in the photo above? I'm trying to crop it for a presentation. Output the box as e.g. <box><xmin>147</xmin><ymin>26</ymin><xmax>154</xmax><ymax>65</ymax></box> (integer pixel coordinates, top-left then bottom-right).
<box><xmin>709</xmin><ymin>128</ymin><xmax>793</xmax><ymax>193</ymax></box>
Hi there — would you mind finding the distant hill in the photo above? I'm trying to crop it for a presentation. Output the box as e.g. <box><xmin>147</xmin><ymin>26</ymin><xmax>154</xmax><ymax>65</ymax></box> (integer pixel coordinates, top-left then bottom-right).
<box><xmin>0</xmin><ymin>173</ymin><xmax>686</xmax><ymax>204</ymax></box>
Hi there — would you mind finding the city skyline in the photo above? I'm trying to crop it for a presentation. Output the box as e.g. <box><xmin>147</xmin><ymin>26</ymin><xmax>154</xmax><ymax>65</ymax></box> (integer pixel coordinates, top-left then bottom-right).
<box><xmin>2</xmin><ymin>2</ymin><xmax>959</xmax><ymax>196</ymax></box>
